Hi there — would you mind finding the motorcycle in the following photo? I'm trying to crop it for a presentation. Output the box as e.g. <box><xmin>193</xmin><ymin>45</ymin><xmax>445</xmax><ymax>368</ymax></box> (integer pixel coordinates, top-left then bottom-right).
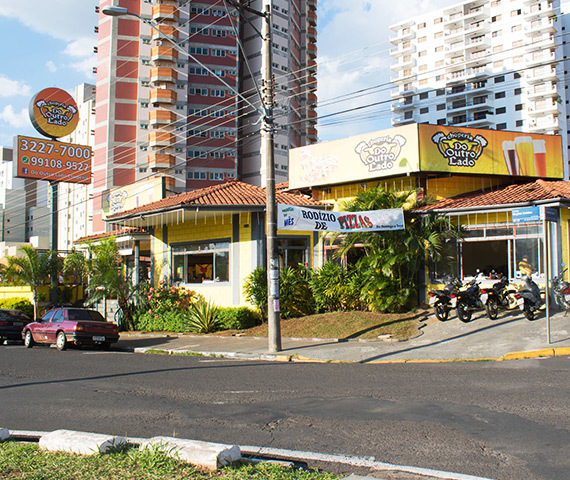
<box><xmin>551</xmin><ymin>268</ymin><xmax>570</xmax><ymax>315</ymax></box>
<box><xmin>428</xmin><ymin>277</ymin><xmax>462</xmax><ymax>321</ymax></box>
<box><xmin>515</xmin><ymin>276</ymin><xmax>544</xmax><ymax>320</ymax></box>
<box><xmin>479</xmin><ymin>275</ymin><xmax>518</xmax><ymax>320</ymax></box>
<box><xmin>451</xmin><ymin>277</ymin><xmax>483</xmax><ymax>323</ymax></box>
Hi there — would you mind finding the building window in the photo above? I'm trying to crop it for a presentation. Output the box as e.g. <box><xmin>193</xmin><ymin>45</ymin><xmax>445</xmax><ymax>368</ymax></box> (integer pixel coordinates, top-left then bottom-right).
<box><xmin>418</xmin><ymin>22</ymin><xmax>426</xmax><ymax>29</ymax></box>
<box><xmin>516</xmin><ymin>120</ymin><xmax>524</xmax><ymax>127</ymax></box>
<box><xmin>210</xmin><ymin>172</ymin><xmax>224</xmax><ymax>179</ymax></box>
<box><xmin>436</xmin><ymin>89</ymin><xmax>445</xmax><ymax>96</ymax></box>
<box><xmin>514</xmin><ymin>88</ymin><xmax>522</xmax><ymax>95</ymax></box>
<box><xmin>495</xmin><ymin>76</ymin><xmax>505</xmax><ymax>83</ymax></box>
<box><xmin>210</xmin><ymin>89</ymin><xmax>226</xmax><ymax>97</ymax></box>
<box><xmin>514</xmin><ymin>72</ymin><xmax>521</xmax><ymax>79</ymax></box>
<box><xmin>189</xmin><ymin>87</ymin><xmax>208</xmax><ymax>96</ymax></box>
<box><xmin>515</xmin><ymin>104</ymin><xmax>523</xmax><ymax>111</ymax></box>
<box><xmin>496</xmin><ymin>123</ymin><xmax>507</xmax><ymax>130</ymax></box>
<box><xmin>404</xmin><ymin>111</ymin><xmax>413</xmax><ymax>119</ymax></box>
<box><xmin>172</xmin><ymin>240</ymin><xmax>229</xmax><ymax>284</ymax></box>
<box><xmin>420</xmin><ymin>107</ymin><xmax>429</xmax><ymax>114</ymax></box>
<box><xmin>437</xmin><ymin>103</ymin><xmax>446</xmax><ymax>111</ymax></box>
<box><xmin>511</xmin><ymin>9</ymin><xmax>521</xmax><ymax>16</ymax></box>
<box><xmin>495</xmin><ymin>91</ymin><xmax>506</xmax><ymax>99</ymax></box>
<box><xmin>437</xmin><ymin>119</ymin><xmax>446</xmax><ymax>125</ymax></box>
<box><xmin>496</xmin><ymin>107</ymin><xmax>506</xmax><ymax>114</ymax></box>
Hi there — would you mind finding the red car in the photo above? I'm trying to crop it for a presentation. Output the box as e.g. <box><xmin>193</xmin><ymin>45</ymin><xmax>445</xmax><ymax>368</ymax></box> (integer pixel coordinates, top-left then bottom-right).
<box><xmin>22</xmin><ymin>307</ymin><xmax>120</xmax><ymax>351</ymax></box>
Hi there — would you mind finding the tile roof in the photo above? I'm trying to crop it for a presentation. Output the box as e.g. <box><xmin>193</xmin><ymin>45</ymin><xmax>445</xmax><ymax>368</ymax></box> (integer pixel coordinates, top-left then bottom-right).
<box><xmin>417</xmin><ymin>179</ymin><xmax>570</xmax><ymax>212</ymax></box>
<box><xmin>107</xmin><ymin>179</ymin><xmax>322</xmax><ymax>220</ymax></box>
<box><xmin>74</xmin><ymin>227</ymin><xmax>147</xmax><ymax>244</ymax></box>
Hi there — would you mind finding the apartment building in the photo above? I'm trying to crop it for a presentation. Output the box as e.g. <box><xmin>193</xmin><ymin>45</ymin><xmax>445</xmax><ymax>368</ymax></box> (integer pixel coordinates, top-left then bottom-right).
<box><xmin>93</xmin><ymin>0</ymin><xmax>317</xmax><ymax>232</ymax></box>
<box><xmin>389</xmin><ymin>0</ymin><xmax>569</xmax><ymax>177</ymax></box>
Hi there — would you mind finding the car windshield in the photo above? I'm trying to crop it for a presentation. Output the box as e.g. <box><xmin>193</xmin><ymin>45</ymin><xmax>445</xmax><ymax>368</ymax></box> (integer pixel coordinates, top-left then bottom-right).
<box><xmin>0</xmin><ymin>310</ymin><xmax>30</xmax><ymax>320</ymax></box>
<box><xmin>67</xmin><ymin>310</ymin><xmax>106</xmax><ymax>322</ymax></box>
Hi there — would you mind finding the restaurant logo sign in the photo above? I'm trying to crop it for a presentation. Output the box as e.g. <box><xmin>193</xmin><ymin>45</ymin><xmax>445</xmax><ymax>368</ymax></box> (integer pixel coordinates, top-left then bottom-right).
<box><xmin>355</xmin><ymin>134</ymin><xmax>407</xmax><ymax>172</ymax></box>
<box><xmin>29</xmin><ymin>87</ymin><xmax>79</xmax><ymax>139</ymax></box>
<box><xmin>431</xmin><ymin>131</ymin><xmax>488</xmax><ymax>167</ymax></box>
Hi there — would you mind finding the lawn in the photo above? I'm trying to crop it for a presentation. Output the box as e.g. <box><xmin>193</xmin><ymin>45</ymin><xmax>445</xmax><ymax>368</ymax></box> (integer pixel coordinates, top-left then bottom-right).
<box><xmin>215</xmin><ymin>310</ymin><xmax>428</xmax><ymax>341</ymax></box>
<box><xmin>0</xmin><ymin>441</ymin><xmax>339</xmax><ymax>480</ymax></box>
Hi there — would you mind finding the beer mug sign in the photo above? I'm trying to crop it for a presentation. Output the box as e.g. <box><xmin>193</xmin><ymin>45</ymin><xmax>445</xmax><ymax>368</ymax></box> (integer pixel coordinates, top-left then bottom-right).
<box><xmin>502</xmin><ymin>141</ymin><xmax>519</xmax><ymax>175</ymax></box>
<box><xmin>515</xmin><ymin>136</ymin><xmax>535</xmax><ymax>176</ymax></box>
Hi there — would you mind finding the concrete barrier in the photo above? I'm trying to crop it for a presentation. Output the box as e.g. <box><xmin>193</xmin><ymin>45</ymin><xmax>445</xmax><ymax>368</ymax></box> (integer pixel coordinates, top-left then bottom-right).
<box><xmin>0</xmin><ymin>428</ymin><xmax>9</xmax><ymax>441</ymax></box>
<box><xmin>39</xmin><ymin>429</ymin><xmax>126</xmax><ymax>456</ymax></box>
<box><xmin>140</xmin><ymin>436</ymin><xmax>241</xmax><ymax>470</ymax></box>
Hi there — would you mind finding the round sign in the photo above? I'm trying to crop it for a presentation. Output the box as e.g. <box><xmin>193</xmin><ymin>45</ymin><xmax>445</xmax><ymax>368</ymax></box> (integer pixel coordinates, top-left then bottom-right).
<box><xmin>29</xmin><ymin>87</ymin><xmax>79</xmax><ymax>139</ymax></box>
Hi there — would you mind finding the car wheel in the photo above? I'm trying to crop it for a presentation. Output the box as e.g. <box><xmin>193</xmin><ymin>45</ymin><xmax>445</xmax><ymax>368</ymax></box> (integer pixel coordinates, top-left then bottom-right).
<box><xmin>434</xmin><ymin>303</ymin><xmax>449</xmax><ymax>321</ymax></box>
<box><xmin>485</xmin><ymin>298</ymin><xmax>499</xmax><ymax>320</ymax></box>
<box><xmin>456</xmin><ymin>302</ymin><xmax>472</xmax><ymax>323</ymax></box>
<box><xmin>56</xmin><ymin>331</ymin><xmax>67</xmax><ymax>351</ymax></box>
<box><xmin>24</xmin><ymin>330</ymin><xmax>34</xmax><ymax>348</ymax></box>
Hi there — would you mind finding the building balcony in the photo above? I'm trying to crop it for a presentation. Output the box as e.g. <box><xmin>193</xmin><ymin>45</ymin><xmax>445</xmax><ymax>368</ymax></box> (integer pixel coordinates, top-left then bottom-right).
<box><xmin>148</xmin><ymin>153</ymin><xmax>177</xmax><ymax>169</ymax></box>
<box><xmin>307</xmin><ymin>108</ymin><xmax>317</xmax><ymax>124</ymax></box>
<box><xmin>149</xmin><ymin>110</ymin><xmax>177</xmax><ymax>126</ymax></box>
<box><xmin>525</xmin><ymin>18</ymin><xmax>556</xmax><ymax>36</ymax></box>
<box><xmin>391</xmin><ymin>56</ymin><xmax>415</xmax><ymax>71</ymax></box>
<box><xmin>390</xmin><ymin>28</ymin><xmax>414</xmax><ymax>44</ymax></box>
<box><xmin>307</xmin><ymin>25</ymin><xmax>316</xmax><ymax>41</ymax></box>
<box><xmin>307</xmin><ymin>91</ymin><xmax>317</xmax><ymax>105</ymax></box>
<box><xmin>528</xmin><ymin>115</ymin><xmax>561</xmax><ymax>133</ymax></box>
<box><xmin>525</xmin><ymin>50</ymin><xmax>556</xmax><ymax>67</ymax></box>
<box><xmin>445</xmin><ymin>41</ymin><xmax>464</xmax><ymax>56</ymax></box>
<box><xmin>151</xmin><ymin>46</ymin><xmax>178</xmax><ymax>63</ymax></box>
<box><xmin>465</xmin><ymin>34</ymin><xmax>490</xmax><ymax>50</ymax></box>
<box><xmin>465</xmin><ymin>20</ymin><xmax>490</xmax><ymax>35</ymax></box>
<box><xmin>149</xmin><ymin>132</ymin><xmax>176</xmax><ymax>148</ymax></box>
<box><xmin>307</xmin><ymin>0</ymin><xmax>317</xmax><ymax>10</ymax></box>
<box><xmin>445</xmin><ymin>58</ymin><xmax>465</xmax><ymax>72</ymax></box>
<box><xmin>391</xmin><ymin>85</ymin><xmax>416</xmax><ymax>98</ymax></box>
<box><xmin>150</xmin><ymin>88</ymin><xmax>177</xmax><ymax>104</ymax></box>
<box><xmin>307</xmin><ymin>43</ymin><xmax>317</xmax><ymax>58</ymax></box>
<box><xmin>446</xmin><ymin>70</ymin><xmax>466</xmax><ymax>84</ymax></box>
<box><xmin>390</xmin><ymin>43</ymin><xmax>414</xmax><ymax>56</ymax></box>
<box><xmin>307</xmin><ymin>9</ymin><xmax>316</xmax><ymax>26</ymax></box>
<box><xmin>527</xmin><ymin>100</ymin><xmax>560</xmax><ymax>116</ymax></box>
<box><xmin>152</xmin><ymin>5</ymin><xmax>177</xmax><ymax>22</ymax></box>
<box><xmin>527</xmin><ymin>83</ymin><xmax>558</xmax><ymax>100</ymax></box>
<box><xmin>526</xmin><ymin>67</ymin><xmax>558</xmax><ymax>84</ymax></box>
<box><xmin>526</xmin><ymin>3</ymin><xmax>554</xmax><ymax>18</ymax></box>
<box><xmin>150</xmin><ymin>67</ymin><xmax>178</xmax><ymax>84</ymax></box>
<box><xmin>392</xmin><ymin>115</ymin><xmax>416</xmax><ymax>126</ymax></box>
<box><xmin>151</xmin><ymin>25</ymin><xmax>179</xmax><ymax>41</ymax></box>
<box><xmin>525</xmin><ymin>33</ymin><xmax>555</xmax><ymax>52</ymax></box>
<box><xmin>469</xmin><ymin>116</ymin><xmax>494</xmax><ymax>128</ymax></box>
<box><xmin>307</xmin><ymin>126</ymin><xmax>317</xmax><ymax>143</ymax></box>
<box><xmin>444</xmin><ymin>28</ymin><xmax>464</xmax><ymax>44</ymax></box>
<box><xmin>391</xmin><ymin>101</ymin><xmax>414</xmax><ymax>113</ymax></box>
<box><xmin>463</xmin><ymin>6</ymin><xmax>489</xmax><ymax>22</ymax></box>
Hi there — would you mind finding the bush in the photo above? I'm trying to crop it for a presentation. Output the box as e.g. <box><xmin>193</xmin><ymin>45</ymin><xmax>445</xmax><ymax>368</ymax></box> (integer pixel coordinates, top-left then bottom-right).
<box><xmin>279</xmin><ymin>264</ymin><xmax>315</xmax><ymax>319</ymax></box>
<box><xmin>217</xmin><ymin>307</ymin><xmax>260</xmax><ymax>330</ymax></box>
<box><xmin>184</xmin><ymin>298</ymin><xmax>220</xmax><ymax>333</ymax></box>
<box><xmin>0</xmin><ymin>297</ymin><xmax>34</xmax><ymax>318</ymax></box>
<box><xmin>243</xmin><ymin>267</ymin><xmax>267</xmax><ymax>320</ymax></box>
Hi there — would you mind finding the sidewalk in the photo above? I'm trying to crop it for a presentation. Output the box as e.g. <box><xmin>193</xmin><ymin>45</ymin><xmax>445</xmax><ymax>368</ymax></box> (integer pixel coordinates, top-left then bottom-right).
<box><xmin>115</xmin><ymin>309</ymin><xmax>570</xmax><ymax>363</ymax></box>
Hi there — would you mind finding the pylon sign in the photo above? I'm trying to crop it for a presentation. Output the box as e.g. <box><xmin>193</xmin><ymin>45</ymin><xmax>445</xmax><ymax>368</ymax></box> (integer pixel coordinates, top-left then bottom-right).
<box><xmin>29</xmin><ymin>87</ymin><xmax>79</xmax><ymax>139</ymax></box>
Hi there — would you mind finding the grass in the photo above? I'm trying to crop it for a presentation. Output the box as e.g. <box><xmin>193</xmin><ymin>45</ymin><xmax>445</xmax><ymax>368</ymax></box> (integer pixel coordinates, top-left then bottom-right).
<box><xmin>0</xmin><ymin>441</ymin><xmax>339</xmax><ymax>480</ymax></box>
<box><xmin>213</xmin><ymin>310</ymin><xmax>427</xmax><ymax>341</ymax></box>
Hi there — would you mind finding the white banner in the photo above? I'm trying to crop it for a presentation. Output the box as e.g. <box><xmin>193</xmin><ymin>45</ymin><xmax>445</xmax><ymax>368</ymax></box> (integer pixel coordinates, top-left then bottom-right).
<box><xmin>278</xmin><ymin>204</ymin><xmax>405</xmax><ymax>232</ymax></box>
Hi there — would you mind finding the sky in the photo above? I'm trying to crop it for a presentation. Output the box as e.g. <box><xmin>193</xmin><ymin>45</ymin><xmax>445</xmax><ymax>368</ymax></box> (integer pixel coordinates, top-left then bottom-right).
<box><xmin>0</xmin><ymin>0</ymin><xmax>530</xmax><ymax>149</ymax></box>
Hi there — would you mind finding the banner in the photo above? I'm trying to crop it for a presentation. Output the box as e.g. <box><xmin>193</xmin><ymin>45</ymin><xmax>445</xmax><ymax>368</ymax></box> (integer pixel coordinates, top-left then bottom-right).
<box><xmin>278</xmin><ymin>204</ymin><xmax>405</xmax><ymax>232</ymax></box>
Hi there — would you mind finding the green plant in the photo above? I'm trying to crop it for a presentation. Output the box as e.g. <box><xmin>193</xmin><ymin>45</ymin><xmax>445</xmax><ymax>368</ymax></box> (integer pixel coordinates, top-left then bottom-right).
<box><xmin>243</xmin><ymin>266</ymin><xmax>267</xmax><ymax>320</ymax></box>
<box><xmin>216</xmin><ymin>307</ymin><xmax>260</xmax><ymax>330</ymax></box>
<box><xmin>279</xmin><ymin>264</ymin><xmax>315</xmax><ymax>319</ymax></box>
<box><xmin>0</xmin><ymin>297</ymin><xmax>34</xmax><ymax>317</ymax></box>
<box><xmin>310</xmin><ymin>261</ymin><xmax>346</xmax><ymax>312</ymax></box>
<box><xmin>184</xmin><ymin>298</ymin><xmax>220</xmax><ymax>333</ymax></box>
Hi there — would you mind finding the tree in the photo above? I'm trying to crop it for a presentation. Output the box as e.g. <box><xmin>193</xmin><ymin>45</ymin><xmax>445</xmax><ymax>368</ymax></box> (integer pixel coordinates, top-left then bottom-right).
<box><xmin>337</xmin><ymin>186</ymin><xmax>462</xmax><ymax>312</ymax></box>
<box><xmin>63</xmin><ymin>249</ymin><xmax>87</xmax><ymax>304</ymax></box>
<box><xmin>5</xmin><ymin>245</ymin><xmax>59</xmax><ymax>319</ymax></box>
<box><xmin>84</xmin><ymin>237</ymin><xmax>140</xmax><ymax>330</ymax></box>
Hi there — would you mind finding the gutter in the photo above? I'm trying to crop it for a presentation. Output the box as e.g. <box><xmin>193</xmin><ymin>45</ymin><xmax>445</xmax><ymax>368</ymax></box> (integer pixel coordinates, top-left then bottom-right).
<box><xmin>420</xmin><ymin>197</ymin><xmax>570</xmax><ymax>215</ymax></box>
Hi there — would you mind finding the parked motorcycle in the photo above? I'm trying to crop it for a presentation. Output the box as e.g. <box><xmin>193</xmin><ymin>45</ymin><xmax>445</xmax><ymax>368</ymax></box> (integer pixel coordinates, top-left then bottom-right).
<box><xmin>515</xmin><ymin>276</ymin><xmax>544</xmax><ymax>320</ymax></box>
<box><xmin>551</xmin><ymin>268</ymin><xmax>570</xmax><ymax>315</ymax></box>
<box><xmin>451</xmin><ymin>278</ymin><xmax>483</xmax><ymax>323</ymax></box>
<box><xmin>428</xmin><ymin>277</ymin><xmax>462</xmax><ymax>321</ymax></box>
<box><xmin>479</xmin><ymin>275</ymin><xmax>517</xmax><ymax>320</ymax></box>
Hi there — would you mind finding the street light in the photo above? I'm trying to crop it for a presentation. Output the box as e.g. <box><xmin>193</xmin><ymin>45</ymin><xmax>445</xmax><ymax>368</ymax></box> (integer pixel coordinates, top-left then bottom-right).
<box><xmin>102</xmin><ymin>2</ymin><xmax>282</xmax><ymax>352</ymax></box>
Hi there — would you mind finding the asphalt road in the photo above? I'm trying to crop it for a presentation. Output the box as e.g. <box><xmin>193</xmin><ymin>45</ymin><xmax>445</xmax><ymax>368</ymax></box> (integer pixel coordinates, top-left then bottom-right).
<box><xmin>0</xmin><ymin>345</ymin><xmax>568</xmax><ymax>480</ymax></box>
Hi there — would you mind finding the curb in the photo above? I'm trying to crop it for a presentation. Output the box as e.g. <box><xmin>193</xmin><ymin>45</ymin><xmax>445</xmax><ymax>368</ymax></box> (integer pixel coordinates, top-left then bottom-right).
<box><xmin>123</xmin><ymin>345</ymin><xmax>570</xmax><ymax>364</ymax></box>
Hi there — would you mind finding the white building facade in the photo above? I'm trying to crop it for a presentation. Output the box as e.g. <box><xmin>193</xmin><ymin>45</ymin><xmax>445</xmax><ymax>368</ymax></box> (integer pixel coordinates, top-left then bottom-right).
<box><xmin>390</xmin><ymin>0</ymin><xmax>569</xmax><ymax>177</ymax></box>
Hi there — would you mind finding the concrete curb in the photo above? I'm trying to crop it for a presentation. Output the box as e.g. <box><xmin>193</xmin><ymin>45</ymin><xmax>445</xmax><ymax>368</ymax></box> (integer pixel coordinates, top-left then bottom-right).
<box><xmin>125</xmin><ymin>345</ymin><xmax>570</xmax><ymax>365</ymax></box>
<box><xmin>39</xmin><ymin>429</ymin><xmax>127</xmax><ymax>456</ymax></box>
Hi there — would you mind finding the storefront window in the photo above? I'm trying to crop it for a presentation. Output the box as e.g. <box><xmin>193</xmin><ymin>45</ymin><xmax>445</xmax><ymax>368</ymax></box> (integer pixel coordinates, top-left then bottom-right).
<box><xmin>429</xmin><ymin>238</ymin><xmax>459</xmax><ymax>283</ymax></box>
<box><xmin>172</xmin><ymin>240</ymin><xmax>230</xmax><ymax>283</ymax></box>
<box><xmin>278</xmin><ymin>237</ymin><xmax>309</xmax><ymax>269</ymax></box>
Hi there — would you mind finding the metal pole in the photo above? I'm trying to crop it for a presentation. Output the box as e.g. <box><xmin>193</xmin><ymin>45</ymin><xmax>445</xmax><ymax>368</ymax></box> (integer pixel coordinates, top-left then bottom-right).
<box><xmin>50</xmin><ymin>181</ymin><xmax>59</xmax><ymax>305</ymax></box>
<box><xmin>544</xmin><ymin>214</ymin><xmax>551</xmax><ymax>344</ymax></box>
<box><xmin>262</xmin><ymin>2</ymin><xmax>281</xmax><ymax>353</ymax></box>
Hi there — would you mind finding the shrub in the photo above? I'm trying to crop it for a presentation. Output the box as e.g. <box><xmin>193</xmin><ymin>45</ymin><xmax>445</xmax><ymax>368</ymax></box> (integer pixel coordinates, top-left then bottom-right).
<box><xmin>184</xmin><ymin>299</ymin><xmax>220</xmax><ymax>333</ymax></box>
<box><xmin>279</xmin><ymin>264</ymin><xmax>315</xmax><ymax>319</ymax></box>
<box><xmin>310</xmin><ymin>261</ymin><xmax>347</xmax><ymax>312</ymax></box>
<box><xmin>243</xmin><ymin>267</ymin><xmax>267</xmax><ymax>320</ymax></box>
<box><xmin>0</xmin><ymin>297</ymin><xmax>34</xmax><ymax>318</ymax></box>
<box><xmin>217</xmin><ymin>307</ymin><xmax>260</xmax><ymax>330</ymax></box>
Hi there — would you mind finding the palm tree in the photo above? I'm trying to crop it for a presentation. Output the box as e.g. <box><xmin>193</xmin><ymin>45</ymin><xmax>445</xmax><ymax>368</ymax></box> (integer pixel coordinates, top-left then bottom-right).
<box><xmin>337</xmin><ymin>186</ymin><xmax>461</xmax><ymax>312</ymax></box>
<box><xmin>5</xmin><ymin>245</ymin><xmax>58</xmax><ymax>319</ymax></box>
<box><xmin>63</xmin><ymin>249</ymin><xmax>87</xmax><ymax>305</ymax></box>
<box><xmin>85</xmin><ymin>237</ymin><xmax>138</xmax><ymax>330</ymax></box>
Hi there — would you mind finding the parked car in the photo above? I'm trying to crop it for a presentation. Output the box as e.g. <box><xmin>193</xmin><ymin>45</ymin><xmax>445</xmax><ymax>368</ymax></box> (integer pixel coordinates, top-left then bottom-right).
<box><xmin>0</xmin><ymin>309</ymin><xmax>33</xmax><ymax>344</ymax></box>
<box><xmin>22</xmin><ymin>307</ymin><xmax>120</xmax><ymax>351</ymax></box>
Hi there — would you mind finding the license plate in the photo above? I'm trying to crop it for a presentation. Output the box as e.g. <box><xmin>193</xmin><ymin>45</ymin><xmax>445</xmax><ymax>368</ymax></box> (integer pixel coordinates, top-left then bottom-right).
<box><xmin>480</xmin><ymin>294</ymin><xmax>488</xmax><ymax>304</ymax></box>
<box><xmin>516</xmin><ymin>298</ymin><xmax>524</xmax><ymax>309</ymax></box>
<box><xmin>565</xmin><ymin>294</ymin><xmax>570</xmax><ymax>301</ymax></box>
<box><xmin>429</xmin><ymin>296</ymin><xmax>437</xmax><ymax>306</ymax></box>
<box><xmin>93</xmin><ymin>336</ymin><xmax>105</xmax><ymax>342</ymax></box>
<box><xmin>450</xmin><ymin>298</ymin><xmax>457</xmax><ymax>308</ymax></box>
<box><xmin>13</xmin><ymin>322</ymin><xmax>23</xmax><ymax>327</ymax></box>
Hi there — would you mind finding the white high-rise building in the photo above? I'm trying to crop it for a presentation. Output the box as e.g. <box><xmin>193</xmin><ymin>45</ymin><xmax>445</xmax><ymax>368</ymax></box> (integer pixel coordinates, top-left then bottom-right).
<box><xmin>390</xmin><ymin>0</ymin><xmax>568</xmax><ymax>177</ymax></box>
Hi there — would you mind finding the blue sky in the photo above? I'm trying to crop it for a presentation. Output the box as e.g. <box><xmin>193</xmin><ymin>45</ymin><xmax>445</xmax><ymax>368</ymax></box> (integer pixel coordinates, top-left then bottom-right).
<box><xmin>0</xmin><ymin>0</ymin><xmax>465</xmax><ymax>149</ymax></box>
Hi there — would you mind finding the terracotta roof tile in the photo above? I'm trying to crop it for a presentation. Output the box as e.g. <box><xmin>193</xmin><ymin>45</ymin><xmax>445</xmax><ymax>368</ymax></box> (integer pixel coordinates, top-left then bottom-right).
<box><xmin>107</xmin><ymin>179</ymin><xmax>322</xmax><ymax>220</ymax></box>
<box><xmin>417</xmin><ymin>180</ymin><xmax>570</xmax><ymax>212</ymax></box>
